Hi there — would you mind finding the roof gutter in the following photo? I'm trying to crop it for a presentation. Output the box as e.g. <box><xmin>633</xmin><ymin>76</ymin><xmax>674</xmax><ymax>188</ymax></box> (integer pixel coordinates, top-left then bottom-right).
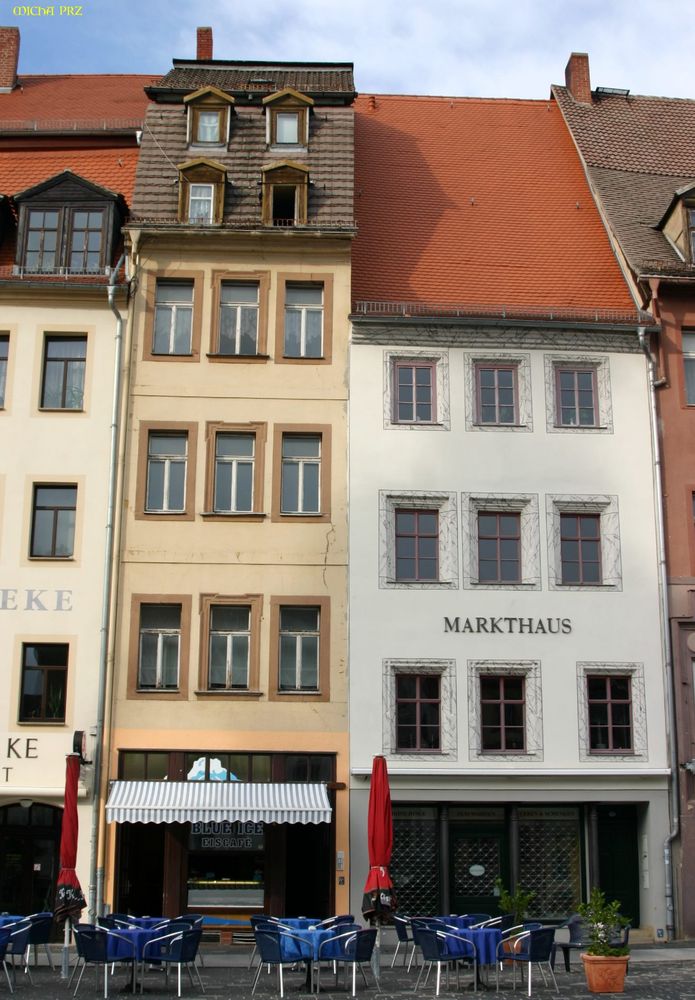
<box><xmin>638</xmin><ymin>324</ymin><xmax>679</xmax><ymax>941</ymax></box>
<box><xmin>87</xmin><ymin>253</ymin><xmax>129</xmax><ymax>923</ymax></box>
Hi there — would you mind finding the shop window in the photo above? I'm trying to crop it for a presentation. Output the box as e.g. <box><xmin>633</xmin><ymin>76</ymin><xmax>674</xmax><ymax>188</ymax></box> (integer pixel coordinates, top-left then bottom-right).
<box><xmin>0</xmin><ymin>334</ymin><xmax>7</xmax><ymax>407</ymax></box>
<box><xmin>177</xmin><ymin>158</ymin><xmax>226</xmax><ymax>224</ymax></box>
<box><xmin>153</xmin><ymin>281</ymin><xmax>193</xmax><ymax>356</ymax></box>
<box><xmin>184</xmin><ymin>752</ymin><xmax>271</xmax><ymax>781</ymax></box>
<box><xmin>587</xmin><ymin>674</ymin><xmax>632</xmax><ymax>752</ymax></box>
<box><xmin>475</xmin><ymin>363</ymin><xmax>518</xmax><ymax>425</ymax></box>
<box><xmin>40</xmin><ymin>335</ymin><xmax>86</xmax><ymax>410</ymax></box>
<box><xmin>30</xmin><ymin>484</ymin><xmax>77</xmax><ymax>558</ymax></box>
<box><xmin>136</xmin><ymin>422</ymin><xmax>197</xmax><ymax>521</ymax></box>
<box><xmin>395</xmin><ymin>508</ymin><xmax>439</xmax><ymax>582</ymax></box>
<box><xmin>284</xmin><ymin>755</ymin><xmax>333</xmax><ymax>782</ymax></box>
<box><xmin>395</xmin><ymin>674</ymin><xmax>441</xmax><ymax>751</ymax></box>
<box><xmin>120</xmin><ymin>752</ymin><xmax>169</xmax><ymax>780</ymax></box>
<box><xmin>19</xmin><ymin>642</ymin><xmax>68</xmax><ymax>722</ymax></box>
<box><xmin>477</xmin><ymin>511</ymin><xmax>521</xmax><ymax>584</ymax></box>
<box><xmin>480</xmin><ymin>674</ymin><xmax>526</xmax><ymax>752</ymax></box>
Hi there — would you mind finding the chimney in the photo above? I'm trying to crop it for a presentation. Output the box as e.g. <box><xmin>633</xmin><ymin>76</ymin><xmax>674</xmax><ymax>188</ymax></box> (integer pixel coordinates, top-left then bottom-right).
<box><xmin>565</xmin><ymin>52</ymin><xmax>591</xmax><ymax>104</ymax></box>
<box><xmin>197</xmin><ymin>26</ymin><xmax>213</xmax><ymax>61</ymax></box>
<box><xmin>0</xmin><ymin>27</ymin><xmax>19</xmax><ymax>92</ymax></box>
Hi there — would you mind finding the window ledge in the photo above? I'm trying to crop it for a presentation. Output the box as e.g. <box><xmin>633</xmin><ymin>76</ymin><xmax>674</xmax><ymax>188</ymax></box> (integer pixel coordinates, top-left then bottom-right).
<box><xmin>28</xmin><ymin>555</ymin><xmax>75</xmax><ymax>562</ymax></box>
<box><xmin>17</xmin><ymin>719</ymin><xmax>66</xmax><ymax>726</ymax></box>
<box><xmin>269</xmin><ymin>144</ymin><xmax>307</xmax><ymax>154</ymax></box>
<box><xmin>392</xmin><ymin>421</ymin><xmax>444</xmax><ymax>428</ymax></box>
<box><xmin>135</xmin><ymin>688</ymin><xmax>180</xmax><ymax>695</ymax></box>
<box><xmin>200</xmin><ymin>511</ymin><xmax>267</xmax><ymax>520</ymax></box>
<box><xmin>207</xmin><ymin>353</ymin><xmax>270</xmax><ymax>363</ymax></box>
<box><xmin>276</xmin><ymin>689</ymin><xmax>321</xmax><ymax>696</ymax></box>
<box><xmin>282</xmin><ymin>355</ymin><xmax>325</xmax><ymax>362</ymax></box>
<box><xmin>38</xmin><ymin>407</ymin><xmax>84</xmax><ymax>414</ymax></box>
<box><xmin>151</xmin><ymin>352</ymin><xmax>194</xmax><ymax>359</ymax></box>
<box><xmin>195</xmin><ymin>689</ymin><xmax>263</xmax><ymax>698</ymax></box>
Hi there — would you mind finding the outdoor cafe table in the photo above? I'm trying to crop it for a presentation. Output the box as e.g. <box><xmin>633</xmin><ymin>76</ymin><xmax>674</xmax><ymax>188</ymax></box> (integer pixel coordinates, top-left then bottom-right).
<box><xmin>107</xmin><ymin>926</ymin><xmax>165</xmax><ymax>991</ymax></box>
<box><xmin>276</xmin><ymin>921</ymin><xmax>358</xmax><ymax>992</ymax></box>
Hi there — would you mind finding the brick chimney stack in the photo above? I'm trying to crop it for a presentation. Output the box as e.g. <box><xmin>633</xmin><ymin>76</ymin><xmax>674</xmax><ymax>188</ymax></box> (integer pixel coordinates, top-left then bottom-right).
<box><xmin>0</xmin><ymin>27</ymin><xmax>19</xmax><ymax>93</ymax></box>
<box><xmin>565</xmin><ymin>52</ymin><xmax>592</xmax><ymax>104</ymax></box>
<box><xmin>197</xmin><ymin>26</ymin><xmax>213</xmax><ymax>61</ymax></box>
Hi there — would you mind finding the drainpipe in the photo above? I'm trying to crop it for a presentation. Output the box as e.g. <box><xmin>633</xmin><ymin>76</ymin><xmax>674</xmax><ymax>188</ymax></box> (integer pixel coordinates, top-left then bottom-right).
<box><xmin>638</xmin><ymin>325</ymin><xmax>679</xmax><ymax>941</ymax></box>
<box><xmin>87</xmin><ymin>254</ymin><xmax>128</xmax><ymax>922</ymax></box>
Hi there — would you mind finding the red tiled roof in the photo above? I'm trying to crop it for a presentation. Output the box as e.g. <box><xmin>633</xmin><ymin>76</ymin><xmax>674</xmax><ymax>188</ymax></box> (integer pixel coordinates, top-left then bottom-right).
<box><xmin>0</xmin><ymin>146</ymin><xmax>140</xmax><ymax>201</ymax></box>
<box><xmin>353</xmin><ymin>94</ymin><xmax>636</xmax><ymax>316</ymax></box>
<box><xmin>0</xmin><ymin>74</ymin><xmax>156</xmax><ymax>128</ymax></box>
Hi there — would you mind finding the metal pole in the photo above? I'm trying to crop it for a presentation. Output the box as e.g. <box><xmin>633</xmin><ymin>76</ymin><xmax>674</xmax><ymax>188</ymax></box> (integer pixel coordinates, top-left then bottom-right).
<box><xmin>60</xmin><ymin>918</ymin><xmax>71</xmax><ymax>980</ymax></box>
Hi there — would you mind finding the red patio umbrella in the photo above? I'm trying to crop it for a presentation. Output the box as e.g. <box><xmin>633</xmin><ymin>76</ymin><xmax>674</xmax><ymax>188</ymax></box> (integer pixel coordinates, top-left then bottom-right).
<box><xmin>362</xmin><ymin>755</ymin><xmax>396</xmax><ymax>919</ymax></box>
<box><xmin>54</xmin><ymin>753</ymin><xmax>86</xmax><ymax>925</ymax></box>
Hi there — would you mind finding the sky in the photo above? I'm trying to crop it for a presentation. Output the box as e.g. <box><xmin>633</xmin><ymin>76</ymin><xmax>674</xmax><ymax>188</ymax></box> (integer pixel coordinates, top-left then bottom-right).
<box><xmin>5</xmin><ymin>0</ymin><xmax>695</xmax><ymax>100</ymax></box>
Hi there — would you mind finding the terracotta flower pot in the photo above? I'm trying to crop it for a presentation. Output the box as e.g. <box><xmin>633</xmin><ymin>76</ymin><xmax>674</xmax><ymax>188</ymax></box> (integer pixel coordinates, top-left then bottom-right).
<box><xmin>581</xmin><ymin>953</ymin><xmax>629</xmax><ymax>993</ymax></box>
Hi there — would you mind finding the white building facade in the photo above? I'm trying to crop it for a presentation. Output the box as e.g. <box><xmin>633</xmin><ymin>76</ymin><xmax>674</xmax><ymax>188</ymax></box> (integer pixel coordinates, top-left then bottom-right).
<box><xmin>348</xmin><ymin>318</ymin><xmax>670</xmax><ymax>937</ymax></box>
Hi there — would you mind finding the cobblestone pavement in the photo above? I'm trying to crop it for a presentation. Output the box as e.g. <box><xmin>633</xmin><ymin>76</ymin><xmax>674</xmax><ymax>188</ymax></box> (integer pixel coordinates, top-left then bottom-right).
<box><xmin>20</xmin><ymin>944</ymin><xmax>695</xmax><ymax>1000</ymax></box>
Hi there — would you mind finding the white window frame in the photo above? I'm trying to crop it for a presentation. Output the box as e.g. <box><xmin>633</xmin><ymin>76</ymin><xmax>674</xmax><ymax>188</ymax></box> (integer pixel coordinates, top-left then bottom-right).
<box><xmin>208</xmin><ymin>605</ymin><xmax>251</xmax><ymax>690</ymax></box>
<box><xmin>546</xmin><ymin>494</ymin><xmax>622</xmax><ymax>591</ymax></box>
<box><xmin>214</xmin><ymin>432</ymin><xmax>255</xmax><ymax>513</ymax></box>
<box><xmin>188</xmin><ymin>183</ymin><xmax>214</xmax><ymax>223</ymax></box>
<box><xmin>281</xmin><ymin>434</ymin><xmax>321</xmax><ymax>514</ymax></box>
<box><xmin>278</xmin><ymin>606</ymin><xmax>320</xmax><ymax>691</ymax></box>
<box><xmin>464</xmin><ymin>352</ymin><xmax>533</xmax><ymax>432</ymax></box>
<box><xmin>383</xmin><ymin>658</ymin><xmax>457</xmax><ymax>759</ymax></box>
<box><xmin>284</xmin><ymin>284</ymin><xmax>323</xmax><ymax>358</ymax></box>
<box><xmin>196</xmin><ymin>110</ymin><xmax>221</xmax><ymax>144</ymax></box>
<box><xmin>544</xmin><ymin>353</ymin><xmax>613</xmax><ymax>433</ymax></box>
<box><xmin>383</xmin><ymin>349</ymin><xmax>450</xmax><ymax>431</ymax></box>
<box><xmin>153</xmin><ymin>281</ymin><xmax>193</xmax><ymax>356</ymax></box>
<box><xmin>138</xmin><ymin>606</ymin><xmax>181</xmax><ymax>690</ymax></box>
<box><xmin>467</xmin><ymin>660</ymin><xmax>543</xmax><ymax>762</ymax></box>
<box><xmin>576</xmin><ymin>661</ymin><xmax>647</xmax><ymax>761</ymax></box>
<box><xmin>462</xmin><ymin>493</ymin><xmax>540</xmax><ymax>590</ymax></box>
<box><xmin>146</xmin><ymin>432</ymin><xmax>188</xmax><ymax>514</ymax></box>
<box><xmin>218</xmin><ymin>282</ymin><xmax>259</xmax><ymax>356</ymax></box>
<box><xmin>379</xmin><ymin>490</ymin><xmax>458</xmax><ymax>589</ymax></box>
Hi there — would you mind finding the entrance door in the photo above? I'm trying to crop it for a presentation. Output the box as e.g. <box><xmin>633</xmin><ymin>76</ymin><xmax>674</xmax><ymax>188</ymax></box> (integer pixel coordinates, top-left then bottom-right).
<box><xmin>116</xmin><ymin>823</ymin><xmax>165</xmax><ymax>916</ymax></box>
<box><xmin>0</xmin><ymin>803</ymin><xmax>61</xmax><ymax>915</ymax></box>
<box><xmin>449</xmin><ymin>823</ymin><xmax>508</xmax><ymax>916</ymax></box>
<box><xmin>596</xmin><ymin>805</ymin><xmax>640</xmax><ymax>927</ymax></box>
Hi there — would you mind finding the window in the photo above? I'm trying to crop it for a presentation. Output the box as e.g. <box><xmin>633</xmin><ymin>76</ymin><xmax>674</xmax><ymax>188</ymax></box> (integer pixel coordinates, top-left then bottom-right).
<box><xmin>275</xmin><ymin>112</ymin><xmax>299</xmax><ymax>144</ymax></box>
<box><xmin>683</xmin><ymin>331</ymin><xmax>695</xmax><ymax>404</ymax></box>
<box><xmin>281</xmin><ymin>434</ymin><xmax>320</xmax><ymax>514</ymax></box>
<box><xmin>560</xmin><ymin>512</ymin><xmax>601</xmax><ymax>585</ymax></box>
<box><xmin>468</xmin><ymin>661</ymin><xmax>542</xmax><ymax>761</ymax></box>
<box><xmin>196</xmin><ymin>111</ymin><xmax>221</xmax><ymax>144</ymax></box>
<box><xmin>394</xmin><ymin>361</ymin><xmax>435</xmax><ymax>423</ymax></box>
<box><xmin>395</xmin><ymin>509</ymin><xmax>438</xmax><ymax>581</ymax></box>
<box><xmin>146</xmin><ymin>432</ymin><xmax>188</xmax><ymax>513</ymax></box>
<box><xmin>41</xmin><ymin>335</ymin><xmax>86</xmax><ymax>410</ymax></box>
<box><xmin>478</xmin><ymin>512</ymin><xmax>520</xmax><ymax>583</ymax></box>
<box><xmin>0</xmin><ymin>334</ymin><xmax>8</xmax><ymax>407</ymax></box>
<box><xmin>214</xmin><ymin>432</ymin><xmax>255</xmax><ymax>513</ymax></box>
<box><xmin>19</xmin><ymin>643</ymin><xmax>68</xmax><ymax>722</ymax></box>
<box><xmin>218</xmin><ymin>283</ymin><xmax>259</xmax><ymax>356</ymax></box>
<box><xmin>476</xmin><ymin>364</ymin><xmax>518</xmax><ymax>425</ymax></box>
<box><xmin>395</xmin><ymin>674</ymin><xmax>440</xmax><ymax>751</ymax></box>
<box><xmin>24</xmin><ymin>209</ymin><xmax>59</xmax><ymax>272</ymax></box>
<box><xmin>379</xmin><ymin>491</ymin><xmax>458</xmax><ymax>589</ymax></box>
<box><xmin>30</xmin><ymin>485</ymin><xmax>76</xmax><ymax>558</ymax></box>
<box><xmin>261</xmin><ymin>164</ymin><xmax>309</xmax><ymax>227</ymax></box>
<box><xmin>138</xmin><ymin>604</ymin><xmax>181</xmax><ymax>690</ymax></box>
<box><xmin>556</xmin><ymin>367</ymin><xmax>597</xmax><ymax>427</ymax></box>
<box><xmin>284</xmin><ymin>284</ymin><xmax>322</xmax><ymax>358</ymax></box>
<box><xmin>278</xmin><ymin>607</ymin><xmax>320</xmax><ymax>691</ymax></box>
<box><xmin>189</xmin><ymin>184</ymin><xmax>213</xmax><ymax>223</ymax></box>
<box><xmin>263</xmin><ymin>89</ymin><xmax>312</xmax><ymax>147</ymax></box>
<box><xmin>208</xmin><ymin>605</ymin><xmax>250</xmax><ymax>690</ymax></box>
<box><xmin>69</xmin><ymin>210</ymin><xmax>103</xmax><ymax>273</ymax></box>
<box><xmin>690</xmin><ymin>208</ymin><xmax>695</xmax><ymax>261</ymax></box>
<box><xmin>545</xmin><ymin>355</ymin><xmax>612</xmax><ymax>433</ymax></box>
<box><xmin>153</xmin><ymin>281</ymin><xmax>193</xmax><ymax>356</ymax></box>
<box><xmin>587</xmin><ymin>674</ymin><xmax>632</xmax><ymax>752</ymax></box>
<box><xmin>480</xmin><ymin>675</ymin><xmax>525</xmax><ymax>751</ymax></box>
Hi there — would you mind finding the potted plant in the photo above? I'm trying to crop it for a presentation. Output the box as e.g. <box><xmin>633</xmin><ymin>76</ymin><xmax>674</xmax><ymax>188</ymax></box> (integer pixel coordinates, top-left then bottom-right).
<box><xmin>494</xmin><ymin>878</ymin><xmax>535</xmax><ymax>924</ymax></box>
<box><xmin>577</xmin><ymin>887</ymin><xmax>630</xmax><ymax>993</ymax></box>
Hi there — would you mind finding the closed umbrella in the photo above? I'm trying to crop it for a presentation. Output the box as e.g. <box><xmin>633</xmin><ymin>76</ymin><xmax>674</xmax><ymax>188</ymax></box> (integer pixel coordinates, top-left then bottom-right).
<box><xmin>54</xmin><ymin>753</ymin><xmax>86</xmax><ymax>977</ymax></box>
<box><xmin>362</xmin><ymin>755</ymin><xmax>396</xmax><ymax>977</ymax></box>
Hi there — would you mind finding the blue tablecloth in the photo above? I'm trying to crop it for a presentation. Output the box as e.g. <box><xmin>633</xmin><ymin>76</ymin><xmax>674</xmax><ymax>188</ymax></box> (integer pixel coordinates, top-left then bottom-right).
<box><xmin>124</xmin><ymin>916</ymin><xmax>167</xmax><ymax>929</ymax></box>
<box><xmin>455</xmin><ymin>927</ymin><xmax>503</xmax><ymax>965</ymax></box>
<box><xmin>107</xmin><ymin>927</ymin><xmax>161</xmax><ymax>961</ymax></box>
<box><xmin>0</xmin><ymin>916</ymin><xmax>23</xmax><ymax>928</ymax></box>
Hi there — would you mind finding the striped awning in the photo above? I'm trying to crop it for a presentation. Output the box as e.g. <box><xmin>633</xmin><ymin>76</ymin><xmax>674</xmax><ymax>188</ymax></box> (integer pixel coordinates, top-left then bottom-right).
<box><xmin>105</xmin><ymin>781</ymin><xmax>332</xmax><ymax>825</ymax></box>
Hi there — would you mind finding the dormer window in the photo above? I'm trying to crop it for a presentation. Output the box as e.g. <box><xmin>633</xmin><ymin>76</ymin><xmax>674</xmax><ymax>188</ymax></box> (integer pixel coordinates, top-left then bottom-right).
<box><xmin>178</xmin><ymin>159</ymin><xmax>226</xmax><ymax>224</ymax></box>
<box><xmin>657</xmin><ymin>185</ymin><xmax>695</xmax><ymax>264</ymax></box>
<box><xmin>14</xmin><ymin>171</ymin><xmax>119</xmax><ymax>276</ymax></box>
<box><xmin>183</xmin><ymin>86</ymin><xmax>234</xmax><ymax>148</ymax></box>
<box><xmin>262</xmin><ymin>88</ymin><xmax>313</xmax><ymax>149</ymax></box>
<box><xmin>261</xmin><ymin>162</ymin><xmax>309</xmax><ymax>227</ymax></box>
<box><xmin>689</xmin><ymin>207</ymin><xmax>695</xmax><ymax>260</ymax></box>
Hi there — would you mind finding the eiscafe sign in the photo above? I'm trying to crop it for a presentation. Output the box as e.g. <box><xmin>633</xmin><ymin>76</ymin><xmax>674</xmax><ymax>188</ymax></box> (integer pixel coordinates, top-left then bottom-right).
<box><xmin>444</xmin><ymin>616</ymin><xmax>572</xmax><ymax>635</ymax></box>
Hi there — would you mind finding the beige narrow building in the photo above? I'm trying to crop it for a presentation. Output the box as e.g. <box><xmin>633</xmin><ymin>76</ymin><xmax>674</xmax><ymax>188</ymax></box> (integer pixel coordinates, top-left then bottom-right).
<box><xmin>101</xmin><ymin>30</ymin><xmax>355</xmax><ymax>920</ymax></box>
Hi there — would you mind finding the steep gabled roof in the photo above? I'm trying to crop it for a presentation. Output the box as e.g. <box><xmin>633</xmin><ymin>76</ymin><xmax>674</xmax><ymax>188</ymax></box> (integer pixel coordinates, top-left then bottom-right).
<box><xmin>352</xmin><ymin>93</ymin><xmax>637</xmax><ymax>321</ymax></box>
<box><xmin>553</xmin><ymin>85</ymin><xmax>695</xmax><ymax>277</ymax></box>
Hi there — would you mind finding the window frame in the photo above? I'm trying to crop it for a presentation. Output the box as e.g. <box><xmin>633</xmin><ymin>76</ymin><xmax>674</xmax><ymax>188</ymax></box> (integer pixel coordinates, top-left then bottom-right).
<box><xmin>19</xmin><ymin>202</ymin><xmax>110</xmax><ymax>275</ymax></box>
<box><xmin>479</xmin><ymin>674</ymin><xmax>526</xmax><ymax>753</ymax></box>
<box><xmin>29</xmin><ymin>483</ymin><xmax>77</xmax><ymax>559</ymax></box>
<box><xmin>275</xmin><ymin>274</ymin><xmax>333</xmax><ymax>365</ymax></box>
<box><xmin>261</xmin><ymin>163</ymin><xmax>309</xmax><ymax>227</ymax></box>
<box><xmin>67</xmin><ymin>208</ymin><xmax>106</xmax><ymax>274</ymax></box>
<box><xmin>380</xmin><ymin>490</ymin><xmax>459</xmax><ymax>590</ymax></box>
<box><xmin>203</xmin><ymin>421</ymin><xmax>267</xmax><ymax>521</ymax></box>
<box><xmin>463</xmin><ymin>493</ymin><xmax>540</xmax><ymax>590</ymax></box>
<box><xmin>547</xmin><ymin>495</ymin><xmax>622</xmax><ymax>591</ymax></box>
<box><xmin>177</xmin><ymin>159</ymin><xmax>226</xmax><ymax>225</ymax></box>
<box><xmin>544</xmin><ymin>354</ymin><xmax>613</xmax><ymax>434</ymax></box>
<box><xmin>555</xmin><ymin>365</ymin><xmax>598</xmax><ymax>428</ymax></box>
<box><xmin>268</xmin><ymin>596</ymin><xmax>330</xmax><ymax>702</ymax></box>
<box><xmin>682</xmin><ymin>329</ymin><xmax>695</xmax><ymax>405</ymax></box>
<box><xmin>394</xmin><ymin>508</ymin><xmax>439</xmax><ymax>582</ymax></box>
<box><xmin>586</xmin><ymin>673</ymin><xmax>633</xmax><ymax>754</ymax></box>
<box><xmin>197</xmin><ymin>594</ymin><xmax>263</xmax><ymax>697</ymax></box>
<box><xmin>559</xmin><ymin>511</ymin><xmax>602</xmax><ymax>585</ymax></box>
<box><xmin>152</xmin><ymin>280</ymin><xmax>194</xmax><ymax>357</ymax></box>
<box><xmin>135</xmin><ymin>421</ymin><xmax>197</xmax><ymax>522</ymax></box>
<box><xmin>262</xmin><ymin>89</ymin><xmax>313</xmax><ymax>149</ymax></box>
<box><xmin>383</xmin><ymin>658</ymin><xmax>457</xmax><ymax>760</ymax></box>
<box><xmin>477</xmin><ymin>510</ymin><xmax>521</xmax><ymax>584</ymax></box>
<box><xmin>385</xmin><ymin>349</ymin><xmax>450</xmax><ymax>431</ymax></box>
<box><xmin>210</xmin><ymin>270</ymin><xmax>270</xmax><ymax>361</ymax></box>
<box><xmin>127</xmin><ymin>595</ymin><xmax>191</xmax><ymax>700</ymax></box>
<box><xmin>467</xmin><ymin>660</ymin><xmax>543</xmax><ymax>761</ymax></box>
<box><xmin>577</xmin><ymin>662</ymin><xmax>646</xmax><ymax>761</ymax></box>
<box><xmin>19</xmin><ymin>642</ymin><xmax>69</xmax><ymax>723</ymax></box>
<box><xmin>143</xmin><ymin>270</ymin><xmax>203</xmax><ymax>364</ymax></box>
<box><xmin>40</xmin><ymin>334</ymin><xmax>87</xmax><ymax>411</ymax></box>
<box><xmin>0</xmin><ymin>333</ymin><xmax>9</xmax><ymax>408</ymax></box>
<box><xmin>393</xmin><ymin>359</ymin><xmax>436</xmax><ymax>424</ymax></box>
<box><xmin>184</xmin><ymin>87</ymin><xmax>234</xmax><ymax>149</ymax></box>
<box><xmin>271</xmin><ymin>424</ymin><xmax>331</xmax><ymax>522</ymax></box>
<box><xmin>475</xmin><ymin>362</ymin><xmax>519</xmax><ymax>426</ymax></box>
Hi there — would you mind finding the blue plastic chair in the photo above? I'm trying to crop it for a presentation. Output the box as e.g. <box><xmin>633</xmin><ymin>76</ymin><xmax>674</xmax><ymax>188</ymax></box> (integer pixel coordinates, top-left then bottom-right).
<box><xmin>316</xmin><ymin>928</ymin><xmax>377</xmax><ymax>997</ymax></box>
<box><xmin>0</xmin><ymin>928</ymin><xmax>14</xmax><ymax>994</ymax></box>
<box><xmin>391</xmin><ymin>914</ymin><xmax>416</xmax><ymax>969</ymax></box>
<box><xmin>250</xmin><ymin>929</ymin><xmax>312</xmax><ymax>999</ymax></box>
<box><xmin>414</xmin><ymin>928</ymin><xmax>477</xmax><ymax>996</ymax></box>
<box><xmin>4</xmin><ymin>922</ymin><xmax>33</xmax><ymax>988</ymax></box>
<box><xmin>140</xmin><ymin>927</ymin><xmax>204</xmax><ymax>998</ymax></box>
<box><xmin>495</xmin><ymin>926</ymin><xmax>558</xmax><ymax>996</ymax></box>
<box><xmin>24</xmin><ymin>912</ymin><xmax>55</xmax><ymax>972</ymax></box>
<box><xmin>68</xmin><ymin>925</ymin><xmax>136</xmax><ymax>1000</ymax></box>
